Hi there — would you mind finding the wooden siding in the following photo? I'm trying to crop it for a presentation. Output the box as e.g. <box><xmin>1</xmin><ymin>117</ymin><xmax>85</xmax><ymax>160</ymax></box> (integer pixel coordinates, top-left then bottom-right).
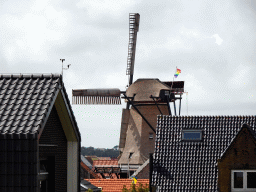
<box><xmin>39</xmin><ymin>106</ymin><xmax>67</xmax><ymax>192</ymax></box>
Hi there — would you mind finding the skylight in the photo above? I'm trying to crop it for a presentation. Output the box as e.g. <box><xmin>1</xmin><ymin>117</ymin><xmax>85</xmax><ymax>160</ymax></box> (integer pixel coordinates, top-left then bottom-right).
<box><xmin>182</xmin><ymin>129</ymin><xmax>202</xmax><ymax>141</ymax></box>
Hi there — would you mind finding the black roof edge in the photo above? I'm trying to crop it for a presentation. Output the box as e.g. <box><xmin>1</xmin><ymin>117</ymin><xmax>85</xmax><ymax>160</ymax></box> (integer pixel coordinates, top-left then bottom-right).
<box><xmin>219</xmin><ymin>123</ymin><xmax>255</xmax><ymax>160</ymax></box>
<box><xmin>60</xmin><ymin>86</ymin><xmax>81</xmax><ymax>142</ymax></box>
<box><xmin>0</xmin><ymin>73</ymin><xmax>61</xmax><ymax>79</ymax></box>
<box><xmin>0</xmin><ymin>131</ymin><xmax>38</xmax><ymax>140</ymax></box>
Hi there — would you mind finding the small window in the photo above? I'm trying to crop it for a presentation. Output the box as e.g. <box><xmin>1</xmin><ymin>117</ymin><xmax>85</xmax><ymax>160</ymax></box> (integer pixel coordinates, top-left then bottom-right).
<box><xmin>234</xmin><ymin>172</ymin><xmax>243</xmax><ymax>188</ymax></box>
<box><xmin>149</xmin><ymin>133</ymin><xmax>154</xmax><ymax>139</ymax></box>
<box><xmin>247</xmin><ymin>172</ymin><xmax>256</xmax><ymax>188</ymax></box>
<box><xmin>231</xmin><ymin>170</ymin><xmax>256</xmax><ymax>191</ymax></box>
<box><xmin>129</xmin><ymin>152</ymin><xmax>134</xmax><ymax>159</ymax></box>
<box><xmin>182</xmin><ymin>129</ymin><xmax>202</xmax><ymax>141</ymax></box>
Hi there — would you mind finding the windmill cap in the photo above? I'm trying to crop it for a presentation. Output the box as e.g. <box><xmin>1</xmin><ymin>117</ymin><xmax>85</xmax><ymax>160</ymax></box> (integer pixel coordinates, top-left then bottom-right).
<box><xmin>126</xmin><ymin>79</ymin><xmax>172</xmax><ymax>102</ymax></box>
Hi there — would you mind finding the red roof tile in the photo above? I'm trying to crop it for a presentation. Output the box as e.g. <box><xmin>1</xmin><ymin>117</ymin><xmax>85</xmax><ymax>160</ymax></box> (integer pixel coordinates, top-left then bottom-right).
<box><xmin>81</xmin><ymin>161</ymin><xmax>100</xmax><ymax>179</ymax></box>
<box><xmin>93</xmin><ymin>160</ymin><xmax>118</xmax><ymax>167</ymax></box>
<box><xmin>86</xmin><ymin>179</ymin><xmax>149</xmax><ymax>192</ymax></box>
<box><xmin>97</xmin><ymin>157</ymin><xmax>111</xmax><ymax>160</ymax></box>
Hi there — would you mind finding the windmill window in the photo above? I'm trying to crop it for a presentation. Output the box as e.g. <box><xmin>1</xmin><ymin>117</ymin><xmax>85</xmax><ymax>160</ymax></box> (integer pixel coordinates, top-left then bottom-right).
<box><xmin>129</xmin><ymin>152</ymin><xmax>134</xmax><ymax>159</ymax></box>
<box><xmin>182</xmin><ymin>129</ymin><xmax>202</xmax><ymax>141</ymax></box>
<box><xmin>231</xmin><ymin>170</ymin><xmax>256</xmax><ymax>191</ymax></box>
<box><xmin>149</xmin><ymin>133</ymin><xmax>154</xmax><ymax>139</ymax></box>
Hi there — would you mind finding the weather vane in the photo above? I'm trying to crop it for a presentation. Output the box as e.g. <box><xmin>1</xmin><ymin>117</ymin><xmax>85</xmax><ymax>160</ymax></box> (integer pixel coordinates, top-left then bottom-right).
<box><xmin>60</xmin><ymin>59</ymin><xmax>71</xmax><ymax>80</ymax></box>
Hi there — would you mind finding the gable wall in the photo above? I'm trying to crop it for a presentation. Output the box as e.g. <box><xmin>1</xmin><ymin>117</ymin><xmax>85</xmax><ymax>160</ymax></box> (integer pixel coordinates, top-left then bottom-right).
<box><xmin>218</xmin><ymin>128</ymin><xmax>256</xmax><ymax>192</ymax></box>
<box><xmin>39</xmin><ymin>106</ymin><xmax>67</xmax><ymax>192</ymax></box>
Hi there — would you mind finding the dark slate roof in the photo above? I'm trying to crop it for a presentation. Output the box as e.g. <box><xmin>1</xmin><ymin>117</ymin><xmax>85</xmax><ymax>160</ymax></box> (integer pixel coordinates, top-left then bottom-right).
<box><xmin>0</xmin><ymin>74</ymin><xmax>61</xmax><ymax>137</ymax></box>
<box><xmin>80</xmin><ymin>179</ymin><xmax>101</xmax><ymax>192</ymax></box>
<box><xmin>220</xmin><ymin>123</ymin><xmax>256</xmax><ymax>159</ymax></box>
<box><xmin>152</xmin><ymin>115</ymin><xmax>256</xmax><ymax>191</ymax></box>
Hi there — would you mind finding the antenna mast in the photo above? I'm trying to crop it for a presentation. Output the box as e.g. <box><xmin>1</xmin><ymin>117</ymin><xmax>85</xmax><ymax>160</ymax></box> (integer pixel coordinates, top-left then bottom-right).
<box><xmin>126</xmin><ymin>13</ymin><xmax>140</xmax><ymax>86</ymax></box>
<box><xmin>60</xmin><ymin>59</ymin><xmax>71</xmax><ymax>84</ymax></box>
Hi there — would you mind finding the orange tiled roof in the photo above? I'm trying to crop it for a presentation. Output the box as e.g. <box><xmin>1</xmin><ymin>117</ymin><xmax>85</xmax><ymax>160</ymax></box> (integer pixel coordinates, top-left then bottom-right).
<box><xmin>81</xmin><ymin>161</ymin><xmax>100</xmax><ymax>179</ymax></box>
<box><xmin>97</xmin><ymin>157</ymin><xmax>111</xmax><ymax>160</ymax></box>
<box><xmin>87</xmin><ymin>179</ymin><xmax>149</xmax><ymax>192</ymax></box>
<box><xmin>93</xmin><ymin>160</ymin><xmax>118</xmax><ymax>167</ymax></box>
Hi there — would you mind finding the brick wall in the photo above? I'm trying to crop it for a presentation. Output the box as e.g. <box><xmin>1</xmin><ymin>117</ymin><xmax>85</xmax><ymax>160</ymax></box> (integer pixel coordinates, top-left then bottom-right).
<box><xmin>218</xmin><ymin>128</ymin><xmax>256</xmax><ymax>192</ymax></box>
<box><xmin>39</xmin><ymin>106</ymin><xmax>67</xmax><ymax>192</ymax></box>
<box><xmin>136</xmin><ymin>163</ymin><xmax>150</xmax><ymax>179</ymax></box>
<box><xmin>119</xmin><ymin>104</ymin><xmax>169</xmax><ymax>165</ymax></box>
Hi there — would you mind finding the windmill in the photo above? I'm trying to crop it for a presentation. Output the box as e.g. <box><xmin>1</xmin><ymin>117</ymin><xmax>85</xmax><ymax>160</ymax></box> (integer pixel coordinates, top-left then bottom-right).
<box><xmin>72</xmin><ymin>13</ymin><xmax>185</xmax><ymax>175</ymax></box>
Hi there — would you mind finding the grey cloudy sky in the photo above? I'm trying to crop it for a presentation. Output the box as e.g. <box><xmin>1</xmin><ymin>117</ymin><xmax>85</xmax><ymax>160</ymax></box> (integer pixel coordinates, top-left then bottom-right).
<box><xmin>1</xmin><ymin>0</ymin><xmax>256</xmax><ymax>148</ymax></box>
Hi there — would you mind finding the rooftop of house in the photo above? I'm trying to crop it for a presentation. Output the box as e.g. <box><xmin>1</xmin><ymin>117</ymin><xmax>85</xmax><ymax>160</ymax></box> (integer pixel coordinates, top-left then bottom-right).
<box><xmin>93</xmin><ymin>160</ymin><xmax>118</xmax><ymax>167</ymax></box>
<box><xmin>81</xmin><ymin>158</ymin><xmax>100</xmax><ymax>179</ymax></box>
<box><xmin>97</xmin><ymin>157</ymin><xmax>111</xmax><ymax>160</ymax></box>
<box><xmin>152</xmin><ymin>115</ymin><xmax>256</xmax><ymax>191</ymax></box>
<box><xmin>81</xmin><ymin>155</ymin><xmax>93</xmax><ymax>169</ymax></box>
<box><xmin>80</xmin><ymin>179</ymin><xmax>101</xmax><ymax>192</ymax></box>
<box><xmin>86</xmin><ymin>179</ymin><xmax>149</xmax><ymax>192</ymax></box>
<box><xmin>0</xmin><ymin>74</ymin><xmax>62</xmax><ymax>137</ymax></box>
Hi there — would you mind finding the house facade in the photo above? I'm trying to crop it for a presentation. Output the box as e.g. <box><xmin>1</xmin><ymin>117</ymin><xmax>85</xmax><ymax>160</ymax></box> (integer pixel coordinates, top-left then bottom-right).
<box><xmin>0</xmin><ymin>74</ymin><xmax>81</xmax><ymax>192</ymax></box>
<box><xmin>152</xmin><ymin>115</ymin><xmax>256</xmax><ymax>191</ymax></box>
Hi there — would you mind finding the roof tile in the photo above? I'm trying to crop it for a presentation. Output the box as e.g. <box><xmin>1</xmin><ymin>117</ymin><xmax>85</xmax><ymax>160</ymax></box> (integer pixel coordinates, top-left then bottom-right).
<box><xmin>152</xmin><ymin>115</ymin><xmax>256</xmax><ymax>191</ymax></box>
<box><xmin>87</xmin><ymin>179</ymin><xmax>149</xmax><ymax>192</ymax></box>
<box><xmin>0</xmin><ymin>74</ymin><xmax>61</xmax><ymax>134</ymax></box>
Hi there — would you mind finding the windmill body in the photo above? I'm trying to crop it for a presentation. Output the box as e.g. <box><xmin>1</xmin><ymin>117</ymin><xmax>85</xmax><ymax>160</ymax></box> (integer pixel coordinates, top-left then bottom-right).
<box><xmin>118</xmin><ymin>79</ymin><xmax>171</xmax><ymax>167</ymax></box>
<box><xmin>72</xmin><ymin>13</ymin><xmax>185</xmax><ymax>177</ymax></box>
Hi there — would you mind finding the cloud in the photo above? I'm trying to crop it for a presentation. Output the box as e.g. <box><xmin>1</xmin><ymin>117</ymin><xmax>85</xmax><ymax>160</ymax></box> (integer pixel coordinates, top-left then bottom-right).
<box><xmin>0</xmin><ymin>0</ymin><xmax>256</xmax><ymax>148</ymax></box>
<box><xmin>76</xmin><ymin>0</ymin><xmax>137</xmax><ymax>18</ymax></box>
<box><xmin>211</xmin><ymin>34</ymin><xmax>223</xmax><ymax>45</ymax></box>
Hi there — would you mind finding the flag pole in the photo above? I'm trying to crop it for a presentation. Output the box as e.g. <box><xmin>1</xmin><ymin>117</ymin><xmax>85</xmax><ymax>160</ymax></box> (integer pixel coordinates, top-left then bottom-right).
<box><xmin>171</xmin><ymin>66</ymin><xmax>177</xmax><ymax>90</ymax></box>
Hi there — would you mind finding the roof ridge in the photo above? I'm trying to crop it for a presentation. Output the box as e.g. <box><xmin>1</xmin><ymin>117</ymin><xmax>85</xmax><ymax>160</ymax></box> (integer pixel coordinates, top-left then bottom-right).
<box><xmin>0</xmin><ymin>73</ymin><xmax>62</xmax><ymax>79</ymax></box>
<box><xmin>157</xmin><ymin>115</ymin><xmax>256</xmax><ymax>118</ymax></box>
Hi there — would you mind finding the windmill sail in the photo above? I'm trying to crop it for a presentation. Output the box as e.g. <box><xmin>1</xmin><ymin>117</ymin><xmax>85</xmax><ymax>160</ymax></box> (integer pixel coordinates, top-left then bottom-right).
<box><xmin>72</xmin><ymin>89</ymin><xmax>121</xmax><ymax>105</ymax></box>
<box><xmin>126</xmin><ymin>13</ymin><xmax>140</xmax><ymax>86</ymax></box>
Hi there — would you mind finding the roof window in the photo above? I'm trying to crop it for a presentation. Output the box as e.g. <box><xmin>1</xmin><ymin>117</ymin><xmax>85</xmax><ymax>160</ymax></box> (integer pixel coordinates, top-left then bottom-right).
<box><xmin>182</xmin><ymin>129</ymin><xmax>202</xmax><ymax>141</ymax></box>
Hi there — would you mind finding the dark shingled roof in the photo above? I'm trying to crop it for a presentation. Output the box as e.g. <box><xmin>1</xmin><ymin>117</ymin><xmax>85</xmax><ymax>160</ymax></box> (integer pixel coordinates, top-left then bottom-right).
<box><xmin>80</xmin><ymin>179</ymin><xmax>101</xmax><ymax>192</ymax></box>
<box><xmin>0</xmin><ymin>74</ymin><xmax>61</xmax><ymax>137</ymax></box>
<box><xmin>152</xmin><ymin>115</ymin><xmax>256</xmax><ymax>191</ymax></box>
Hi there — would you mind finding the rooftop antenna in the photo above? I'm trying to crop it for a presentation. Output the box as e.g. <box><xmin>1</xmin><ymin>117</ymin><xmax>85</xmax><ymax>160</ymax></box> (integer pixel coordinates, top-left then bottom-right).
<box><xmin>60</xmin><ymin>59</ymin><xmax>65</xmax><ymax>77</ymax></box>
<box><xmin>60</xmin><ymin>59</ymin><xmax>71</xmax><ymax>82</ymax></box>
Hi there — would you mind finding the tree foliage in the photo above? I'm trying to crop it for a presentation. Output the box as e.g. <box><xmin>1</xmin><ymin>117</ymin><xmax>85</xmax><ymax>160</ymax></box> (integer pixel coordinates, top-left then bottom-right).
<box><xmin>122</xmin><ymin>183</ymin><xmax>149</xmax><ymax>192</ymax></box>
<box><xmin>81</xmin><ymin>146</ymin><xmax>119</xmax><ymax>158</ymax></box>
